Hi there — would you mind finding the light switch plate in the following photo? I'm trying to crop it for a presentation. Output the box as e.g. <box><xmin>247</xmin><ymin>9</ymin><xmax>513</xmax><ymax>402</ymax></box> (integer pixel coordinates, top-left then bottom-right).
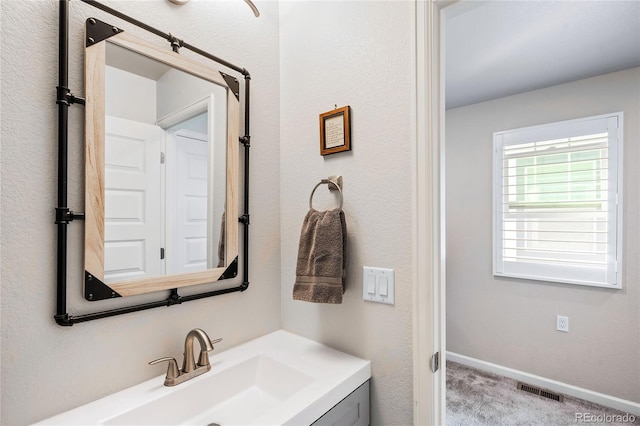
<box><xmin>363</xmin><ymin>266</ymin><xmax>395</xmax><ymax>305</ymax></box>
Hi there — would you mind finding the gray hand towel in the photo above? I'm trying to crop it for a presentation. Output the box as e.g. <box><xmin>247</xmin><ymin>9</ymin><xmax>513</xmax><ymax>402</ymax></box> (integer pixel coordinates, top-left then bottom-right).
<box><xmin>293</xmin><ymin>208</ymin><xmax>347</xmax><ymax>304</ymax></box>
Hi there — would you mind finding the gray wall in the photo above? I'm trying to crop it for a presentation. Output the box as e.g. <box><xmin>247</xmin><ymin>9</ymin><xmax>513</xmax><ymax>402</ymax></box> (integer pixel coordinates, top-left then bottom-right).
<box><xmin>156</xmin><ymin>68</ymin><xmax>224</xmax><ymax>121</ymax></box>
<box><xmin>279</xmin><ymin>2</ymin><xmax>415</xmax><ymax>425</ymax></box>
<box><xmin>0</xmin><ymin>1</ymin><xmax>281</xmax><ymax>424</ymax></box>
<box><xmin>446</xmin><ymin>67</ymin><xmax>640</xmax><ymax>402</ymax></box>
<box><xmin>105</xmin><ymin>66</ymin><xmax>157</xmax><ymax>124</ymax></box>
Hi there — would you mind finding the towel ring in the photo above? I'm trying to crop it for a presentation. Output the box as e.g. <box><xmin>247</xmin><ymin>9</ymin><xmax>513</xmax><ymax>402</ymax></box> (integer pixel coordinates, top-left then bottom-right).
<box><xmin>309</xmin><ymin>178</ymin><xmax>343</xmax><ymax>210</ymax></box>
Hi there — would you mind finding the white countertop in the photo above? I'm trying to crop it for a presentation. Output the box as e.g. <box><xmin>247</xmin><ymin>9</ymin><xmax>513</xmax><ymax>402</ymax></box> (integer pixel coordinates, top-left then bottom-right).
<box><xmin>36</xmin><ymin>330</ymin><xmax>371</xmax><ymax>426</ymax></box>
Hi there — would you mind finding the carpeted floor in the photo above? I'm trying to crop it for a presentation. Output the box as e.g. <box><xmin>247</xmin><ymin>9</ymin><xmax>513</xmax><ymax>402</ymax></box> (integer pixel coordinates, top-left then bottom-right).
<box><xmin>446</xmin><ymin>361</ymin><xmax>640</xmax><ymax>426</ymax></box>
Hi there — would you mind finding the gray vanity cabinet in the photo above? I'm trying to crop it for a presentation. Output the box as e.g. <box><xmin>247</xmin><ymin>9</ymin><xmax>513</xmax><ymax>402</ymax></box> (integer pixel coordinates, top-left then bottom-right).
<box><xmin>312</xmin><ymin>380</ymin><xmax>370</xmax><ymax>426</ymax></box>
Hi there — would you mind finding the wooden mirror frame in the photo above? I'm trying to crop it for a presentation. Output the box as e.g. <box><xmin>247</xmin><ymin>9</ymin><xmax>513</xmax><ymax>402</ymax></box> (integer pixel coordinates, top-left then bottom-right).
<box><xmin>84</xmin><ymin>30</ymin><xmax>239</xmax><ymax>299</ymax></box>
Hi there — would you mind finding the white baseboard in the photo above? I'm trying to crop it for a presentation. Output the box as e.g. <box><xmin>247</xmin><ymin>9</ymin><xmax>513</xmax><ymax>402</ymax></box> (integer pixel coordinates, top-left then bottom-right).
<box><xmin>446</xmin><ymin>351</ymin><xmax>640</xmax><ymax>416</ymax></box>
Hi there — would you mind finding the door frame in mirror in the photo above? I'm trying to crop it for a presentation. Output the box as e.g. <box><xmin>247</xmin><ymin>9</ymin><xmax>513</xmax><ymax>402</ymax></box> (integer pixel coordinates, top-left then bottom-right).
<box><xmin>84</xmin><ymin>30</ymin><xmax>239</xmax><ymax>299</ymax></box>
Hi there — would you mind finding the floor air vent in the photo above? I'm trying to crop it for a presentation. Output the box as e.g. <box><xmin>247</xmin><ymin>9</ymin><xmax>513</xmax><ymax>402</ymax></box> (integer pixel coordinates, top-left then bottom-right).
<box><xmin>517</xmin><ymin>382</ymin><xmax>564</xmax><ymax>402</ymax></box>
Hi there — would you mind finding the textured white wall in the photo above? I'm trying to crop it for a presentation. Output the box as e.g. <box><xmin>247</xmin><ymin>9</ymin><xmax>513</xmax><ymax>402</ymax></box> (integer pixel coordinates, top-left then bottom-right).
<box><xmin>446</xmin><ymin>68</ymin><xmax>640</xmax><ymax>402</ymax></box>
<box><xmin>279</xmin><ymin>2</ymin><xmax>415</xmax><ymax>425</ymax></box>
<box><xmin>0</xmin><ymin>1</ymin><xmax>281</xmax><ymax>424</ymax></box>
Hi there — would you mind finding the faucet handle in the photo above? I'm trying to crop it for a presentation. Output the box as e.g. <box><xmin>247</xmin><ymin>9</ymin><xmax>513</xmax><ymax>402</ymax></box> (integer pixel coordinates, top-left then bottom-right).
<box><xmin>149</xmin><ymin>357</ymin><xmax>180</xmax><ymax>379</ymax></box>
<box><xmin>210</xmin><ymin>338</ymin><xmax>223</xmax><ymax>346</ymax></box>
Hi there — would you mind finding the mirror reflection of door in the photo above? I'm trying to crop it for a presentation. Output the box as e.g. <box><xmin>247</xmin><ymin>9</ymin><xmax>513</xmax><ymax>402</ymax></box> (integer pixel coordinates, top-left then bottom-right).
<box><xmin>104</xmin><ymin>108</ymin><xmax>220</xmax><ymax>283</ymax></box>
<box><xmin>167</xmin><ymin>129</ymin><xmax>209</xmax><ymax>274</ymax></box>
<box><xmin>103</xmin><ymin>116</ymin><xmax>163</xmax><ymax>283</ymax></box>
<box><xmin>159</xmin><ymin>94</ymin><xmax>225</xmax><ymax>274</ymax></box>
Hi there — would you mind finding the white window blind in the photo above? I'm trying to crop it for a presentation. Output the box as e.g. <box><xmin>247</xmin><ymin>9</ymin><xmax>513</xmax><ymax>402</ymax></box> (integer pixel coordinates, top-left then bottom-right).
<box><xmin>493</xmin><ymin>113</ymin><xmax>622</xmax><ymax>288</ymax></box>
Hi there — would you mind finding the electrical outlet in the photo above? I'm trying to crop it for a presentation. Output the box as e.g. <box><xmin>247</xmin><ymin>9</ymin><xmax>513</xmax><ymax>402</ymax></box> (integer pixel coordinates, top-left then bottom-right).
<box><xmin>557</xmin><ymin>315</ymin><xmax>569</xmax><ymax>332</ymax></box>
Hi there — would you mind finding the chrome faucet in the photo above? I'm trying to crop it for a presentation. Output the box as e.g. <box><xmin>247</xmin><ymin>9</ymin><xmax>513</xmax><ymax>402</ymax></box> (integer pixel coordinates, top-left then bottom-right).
<box><xmin>149</xmin><ymin>328</ymin><xmax>222</xmax><ymax>387</ymax></box>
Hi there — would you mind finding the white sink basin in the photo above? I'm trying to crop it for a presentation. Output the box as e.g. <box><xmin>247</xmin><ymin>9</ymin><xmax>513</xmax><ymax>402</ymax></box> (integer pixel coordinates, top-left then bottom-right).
<box><xmin>105</xmin><ymin>355</ymin><xmax>313</xmax><ymax>425</ymax></box>
<box><xmin>36</xmin><ymin>331</ymin><xmax>371</xmax><ymax>426</ymax></box>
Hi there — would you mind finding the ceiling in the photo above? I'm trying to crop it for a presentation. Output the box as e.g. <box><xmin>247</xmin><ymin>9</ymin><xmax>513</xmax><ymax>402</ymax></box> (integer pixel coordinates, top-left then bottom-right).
<box><xmin>445</xmin><ymin>0</ymin><xmax>640</xmax><ymax>110</ymax></box>
<box><xmin>106</xmin><ymin>42</ymin><xmax>171</xmax><ymax>81</ymax></box>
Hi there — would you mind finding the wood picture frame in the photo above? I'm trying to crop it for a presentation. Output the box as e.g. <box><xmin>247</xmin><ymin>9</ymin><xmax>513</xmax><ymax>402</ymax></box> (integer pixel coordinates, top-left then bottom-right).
<box><xmin>320</xmin><ymin>105</ymin><xmax>351</xmax><ymax>156</ymax></box>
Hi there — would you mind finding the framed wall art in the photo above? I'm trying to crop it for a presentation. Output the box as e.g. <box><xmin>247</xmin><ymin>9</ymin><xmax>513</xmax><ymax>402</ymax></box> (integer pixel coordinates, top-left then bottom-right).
<box><xmin>319</xmin><ymin>105</ymin><xmax>351</xmax><ymax>156</ymax></box>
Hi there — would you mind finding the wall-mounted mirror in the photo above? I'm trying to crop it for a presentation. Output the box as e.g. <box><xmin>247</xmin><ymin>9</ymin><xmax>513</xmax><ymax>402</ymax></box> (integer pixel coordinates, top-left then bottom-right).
<box><xmin>84</xmin><ymin>25</ymin><xmax>239</xmax><ymax>300</ymax></box>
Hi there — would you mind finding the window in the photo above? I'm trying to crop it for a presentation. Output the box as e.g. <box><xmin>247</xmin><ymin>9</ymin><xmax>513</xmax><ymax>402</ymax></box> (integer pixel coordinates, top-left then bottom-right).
<box><xmin>493</xmin><ymin>113</ymin><xmax>622</xmax><ymax>288</ymax></box>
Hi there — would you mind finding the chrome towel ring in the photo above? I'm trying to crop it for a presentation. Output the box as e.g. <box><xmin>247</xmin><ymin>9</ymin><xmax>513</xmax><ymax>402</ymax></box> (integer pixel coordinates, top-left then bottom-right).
<box><xmin>309</xmin><ymin>175</ymin><xmax>343</xmax><ymax>210</ymax></box>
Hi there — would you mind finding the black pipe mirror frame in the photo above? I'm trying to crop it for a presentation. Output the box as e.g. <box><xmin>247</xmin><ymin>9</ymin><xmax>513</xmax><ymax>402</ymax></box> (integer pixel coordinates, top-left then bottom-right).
<box><xmin>55</xmin><ymin>0</ymin><xmax>251</xmax><ymax>326</ymax></box>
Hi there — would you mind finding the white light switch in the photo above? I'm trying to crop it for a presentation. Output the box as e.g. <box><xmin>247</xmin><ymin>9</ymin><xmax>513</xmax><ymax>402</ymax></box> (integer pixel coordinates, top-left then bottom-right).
<box><xmin>379</xmin><ymin>276</ymin><xmax>388</xmax><ymax>296</ymax></box>
<box><xmin>362</xmin><ymin>266</ymin><xmax>395</xmax><ymax>305</ymax></box>
<box><xmin>367</xmin><ymin>275</ymin><xmax>376</xmax><ymax>294</ymax></box>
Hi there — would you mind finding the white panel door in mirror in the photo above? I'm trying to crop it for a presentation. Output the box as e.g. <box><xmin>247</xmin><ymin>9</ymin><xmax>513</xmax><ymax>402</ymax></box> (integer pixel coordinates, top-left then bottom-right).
<box><xmin>104</xmin><ymin>116</ymin><xmax>164</xmax><ymax>283</ymax></box>
<box><xmin>167</xmin><ymin>130</ymin><xmax>210</xmax><ymax>274</ymax></box>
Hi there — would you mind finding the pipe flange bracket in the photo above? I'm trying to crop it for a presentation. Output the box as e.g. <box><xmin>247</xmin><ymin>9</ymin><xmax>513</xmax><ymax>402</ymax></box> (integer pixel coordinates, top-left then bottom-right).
<box><xmin>167</xmin><ymin>34</ymin><xmax>184</xmax><ymax>53</ymax></box>
<box><xmin>55</xmin><ymin>207</ymin><xmax>85</xmax><ymax>224</ymax></box>
<box><xmin>167</xmin><ymin>292</ymin><xmax>182</xmax><ymax>306</ymax></box>
<box><xmin>56</xmin><ymin>87</ymin><xmax>85</xmax><ymax>106</ymax></box>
